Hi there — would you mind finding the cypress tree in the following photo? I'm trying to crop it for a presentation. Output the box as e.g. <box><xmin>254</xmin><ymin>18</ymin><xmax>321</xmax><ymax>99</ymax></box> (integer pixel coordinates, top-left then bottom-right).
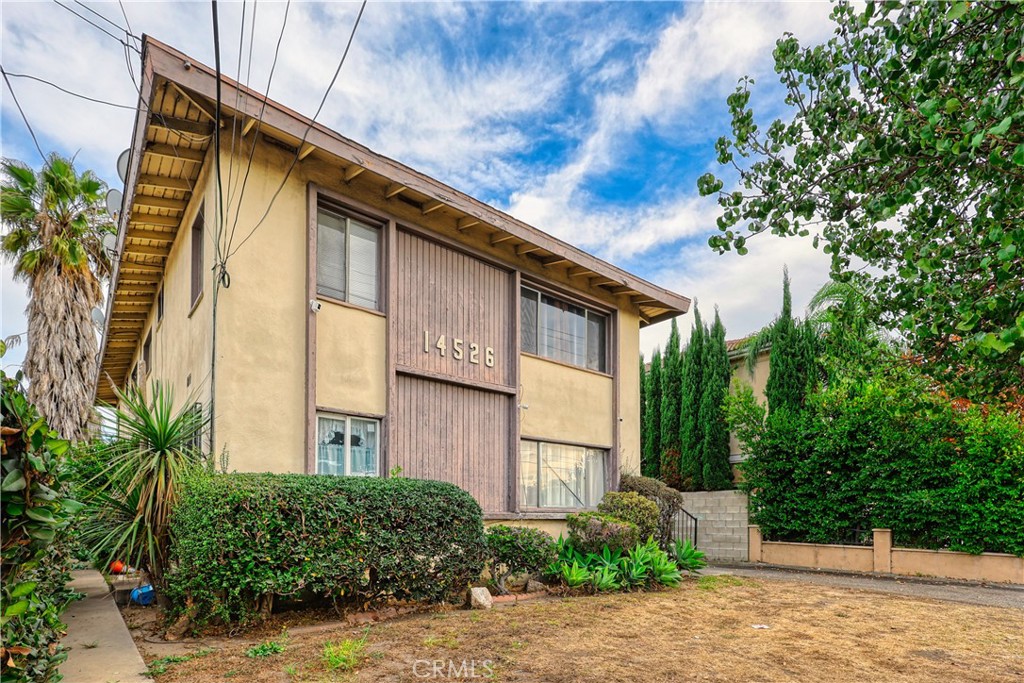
<box><xmin>660</xmin><ymin>319</ymin><xmax>683</xmax><ymax>452</ymax></box>
<box><xmin>643</xmin><ymin>348</ymin><xmax>663</xmax><ymax>477</ymax></box>
<box><xmin>766</xmin><ymin>268</ymin><xmax>815</xmax><ymax>415</ymax></box>
<box><xmin>678</xmin><ymin>307</ymin><xmax>705</xmax><ymax>490</ymax></box>
<box><xmin>639</xmin><ymin>354</ymin><xmax>655</xmax><ymax>477</ymax></box>
<box><xmin>699</xmin><ymin>308</ymin><xmax>734</xmax><ymax>490</ymax></box>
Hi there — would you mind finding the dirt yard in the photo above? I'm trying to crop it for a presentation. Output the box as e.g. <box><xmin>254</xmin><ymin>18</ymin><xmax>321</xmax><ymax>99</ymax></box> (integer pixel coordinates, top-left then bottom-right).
<box><xmin>132</xmin><ymin>575</ymin><xmax>1024</xmax><ymax>682</ymax></box>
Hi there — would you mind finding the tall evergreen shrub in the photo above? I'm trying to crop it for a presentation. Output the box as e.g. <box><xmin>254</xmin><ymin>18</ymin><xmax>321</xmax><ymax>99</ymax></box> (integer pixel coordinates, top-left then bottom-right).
<box><xmin>639</xmin><ymin>355</ymin><xmax>656</xmax><ymax>478</ymax></box>
<box><xmin>678</xmin><ymin>308</ymin><xmax>705</xmax><ymax>490</ymax></box>
<box><xmin>660</xmin><ymin>319</ymin><xmax>683</xmax><ymax>453</ymax></box>
<box><xmin>699</xmin><ymin>309</ymin><xmax>734</xmax><ymax>490</ymax></box>
<box><xmin>644</xmin><ymin>349</ymin><xmax>663</xmax><ymax>475</ymax></box>
<box><xmin>766</xmin><ymin>268</ymin><xmax>815</xmax><ymax>415</ymax></box>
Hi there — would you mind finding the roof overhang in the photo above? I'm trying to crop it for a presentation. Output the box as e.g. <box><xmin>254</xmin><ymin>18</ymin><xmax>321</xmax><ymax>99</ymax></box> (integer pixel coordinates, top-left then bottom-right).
<box><xmin>96</xmin><ymin>36</ymin><xmax>692</xmax><ymax>401</ymax></box>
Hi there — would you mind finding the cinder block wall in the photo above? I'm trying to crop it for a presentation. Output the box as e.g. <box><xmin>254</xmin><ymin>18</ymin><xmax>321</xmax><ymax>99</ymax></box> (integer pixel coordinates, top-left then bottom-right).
<box><xmin>681</xmin><ymin>490</ymin><xmax>750</xmax><ymax>561</ymax></box>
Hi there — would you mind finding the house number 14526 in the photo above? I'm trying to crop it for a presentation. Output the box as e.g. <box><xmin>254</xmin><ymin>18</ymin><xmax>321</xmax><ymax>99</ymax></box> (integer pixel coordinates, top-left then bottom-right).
<box><xmin>424</xmin><ymin>330</ymin><xmax>494</xmax><ymax>367</ymax></box>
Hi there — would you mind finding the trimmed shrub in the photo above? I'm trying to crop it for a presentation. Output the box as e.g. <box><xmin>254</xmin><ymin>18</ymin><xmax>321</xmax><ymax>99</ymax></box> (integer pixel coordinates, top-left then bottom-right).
<box><xmin>565</xmin><ymin>512</ymin><xmax>639</xmax><ymax>555</ymax></box>
<box><xmin>484</xmin><ymin>525</ymin><xmax>555</xmax><ymax>594</ymax></box>
<box><xmin>166</xmin><ymin>473</ymin><xmax>486</xmax><ymax>629</ymax></box>
<box><xmin>619</xmin><ymin>473</ymin><xmax>687</xmax><ymax>550</ymax></box>
<box><xmin>597</xmin><ymin>491</ymin><xmax>659</xmax><ymax>540</ymax></box>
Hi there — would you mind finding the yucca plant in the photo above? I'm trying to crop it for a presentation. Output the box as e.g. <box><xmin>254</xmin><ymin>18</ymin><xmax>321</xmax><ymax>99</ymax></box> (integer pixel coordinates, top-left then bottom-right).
<box><xmin>78</xmin><ymin>382</ymin><xmax>208</xmax><ymax>593</ymax></box>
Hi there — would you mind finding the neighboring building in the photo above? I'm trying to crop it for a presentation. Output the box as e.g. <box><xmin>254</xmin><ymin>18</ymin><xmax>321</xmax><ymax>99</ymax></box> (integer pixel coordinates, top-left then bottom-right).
<box><xmin>93</xmin><ymin>38</ymin><xmax>690</xmax><ymax>532</ymax></box>
<box><xmin>726</xmin><ymin>338</ymin><xmax>769</xmax><ymax>469</ymax></box>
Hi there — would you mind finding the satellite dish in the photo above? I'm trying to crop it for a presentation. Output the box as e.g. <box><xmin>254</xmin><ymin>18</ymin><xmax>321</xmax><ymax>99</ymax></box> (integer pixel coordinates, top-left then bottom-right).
<box><xmin>91</xmin><ymin>307</ymin><xmax>106</xmax><ymax>327</ymax></box>
<box><xmin>102</xmin><ymin>232</ymin><xmax>118</xmax><ymax>253</ymax></box>
<box><xmin>117</xmin><ymin>149</ymin><xmax>131</xmax><ymax>183</ymax></box>
<box><xmin>106</xmin><ymin>189</ymin><xmax>123</xmax><ymax>219</ymax></box>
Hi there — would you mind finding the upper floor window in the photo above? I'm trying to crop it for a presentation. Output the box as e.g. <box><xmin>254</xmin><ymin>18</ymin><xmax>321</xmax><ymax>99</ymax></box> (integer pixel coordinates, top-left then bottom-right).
<box><xmin>316</xmin><ymin>204</ymin><xmax>381</xmax><ymax>310</ymax></box>
<box><xmin>520</xmin><ymin>286</ymin><xmax>607</xmax><ymax>372</ymax></box>
<box><xmin>142</xmin><ymin>331</ymin><xmax>152</xmax><ymax>376</ymax></box>
<box><xmin>190</xmin><ymin>205</ymin><xmax>204</xmax><ymax>306</ymax></box>
<box><xmin>316</xmin><ymin>414</ymin><xmax>379</xmax><ymax>476</ymax></box>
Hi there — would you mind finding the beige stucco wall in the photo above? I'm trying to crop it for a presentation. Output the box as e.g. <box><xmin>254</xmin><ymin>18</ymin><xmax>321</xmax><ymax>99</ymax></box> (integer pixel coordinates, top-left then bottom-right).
<box><xmin>520</xmin><ymin>355</ymin><xmax>614</xmax><ymax>448</ymax></box>
<box><xmin>729</xmin><ymin>349</ymin><xmax>770</xmax><ymax>456</ymax></box>
<box><xmin>316</xmin><ymin>303</ymin><xmax>387</xmax><ymax>416</ymax></box>
<box><xmin>122</xmin><ymin>150</ymin><xmax>214</xmax><ymax>419</ymax></box>
<box><xmin>617</xmin><ymin>308</ymin><xmax>641</xmax><ymax>477</ymax></box>
<box><xmin>213</xmin><ymin>142</ymin><xmax>307</xmax><ymax>473</ymax></box>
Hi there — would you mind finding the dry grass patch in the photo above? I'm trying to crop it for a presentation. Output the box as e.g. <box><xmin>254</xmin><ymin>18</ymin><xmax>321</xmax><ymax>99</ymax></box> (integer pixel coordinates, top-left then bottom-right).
<box><xmin>138</xmin><ymin>578</ymin><xmax>1023</xmax><ymax>682</ymax></box>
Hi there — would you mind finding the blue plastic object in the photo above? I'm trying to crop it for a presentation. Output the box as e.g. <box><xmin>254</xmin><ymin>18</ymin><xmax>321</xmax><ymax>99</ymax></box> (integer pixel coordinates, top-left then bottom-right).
<box><xmin>130</xmin><ymin>585</ymin><xmax>155</xmax><ymax>606</ymax></box>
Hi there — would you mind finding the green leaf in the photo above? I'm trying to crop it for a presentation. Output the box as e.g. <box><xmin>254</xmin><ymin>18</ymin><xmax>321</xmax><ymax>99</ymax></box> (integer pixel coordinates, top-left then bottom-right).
<box><xmin>979</xmin><ymin>334</ymin><xmax>1012</xmax><ymax>354</ymax></box>
<box><xmin>25</xmin><ymin>506</ymin><xmax>57</xmax><ymax>523</ymax></box>
<box><xmin>989</xmin><ymin>116</ymin><xmax>1012</xmax><ymax>137</ymax></box>
<box><xmin>10</xmin><ymin>581</ymin><xmax>38</xmax><ymax>598</ymax></box>
<box><xmin>944</xmin><ymin>98</ymin><xmax>961</xmax><ymax>114</ymax></box>
<box><xmin>946</xmin><ymin>2</ymin><xmax>967</xmax><ymax>20</ymax></box>
<box><xmin>1012</xmin><ymin>144</ymin><xmax>1024</xmax><ymax>166</ymax></box>
<box><xmin>1</xmin><ymin>470</ymin><xmax>26</xmax><ymax>492</ymax></box>
<box><xmin>4</xmin><ymin>600</ymin><xmax>29</xmax><ymax>617</ymax></box>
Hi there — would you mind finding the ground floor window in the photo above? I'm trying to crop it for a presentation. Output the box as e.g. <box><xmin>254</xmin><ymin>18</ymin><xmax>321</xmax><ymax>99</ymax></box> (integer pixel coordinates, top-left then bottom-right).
<box><xmin>519</xmin><ymin>440</ymin><xmax>606</xmax><ymax>509</ymax></box>
<box><xmin>316</xmin><ymin>414</ymin><xmax>380</xmax><ymax>476</ymax></box>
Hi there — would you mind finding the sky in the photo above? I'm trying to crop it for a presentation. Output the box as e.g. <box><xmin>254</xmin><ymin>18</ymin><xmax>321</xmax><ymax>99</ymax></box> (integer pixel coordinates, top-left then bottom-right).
<box><xmin>1</xmin><ymin>0</ymin><xmax>841</xmax><ymax>372</ymax></box>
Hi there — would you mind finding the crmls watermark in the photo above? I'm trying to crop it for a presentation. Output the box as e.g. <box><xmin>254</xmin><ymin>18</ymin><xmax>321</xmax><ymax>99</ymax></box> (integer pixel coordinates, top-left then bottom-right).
<box><xmin>412</xmin><ymin>659</ymin><xmax>495</xmax><ymax>679</ymax></box>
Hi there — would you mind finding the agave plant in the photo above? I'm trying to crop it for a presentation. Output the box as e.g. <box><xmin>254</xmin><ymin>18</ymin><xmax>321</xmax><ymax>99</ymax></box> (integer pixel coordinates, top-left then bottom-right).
<box><xmin>78</xmin><ymin>382</ymin><xmax>208</xmax><ymax>591</ymax></box>
<box><xmin>670</xmin><ymin>539</ymin><xmax>707</xmax><ymax>574</ymax></box>
<box><xmin>559</xmin><ymin>560</ymin><xmax>591</xmax><ymax>588</ymax></box>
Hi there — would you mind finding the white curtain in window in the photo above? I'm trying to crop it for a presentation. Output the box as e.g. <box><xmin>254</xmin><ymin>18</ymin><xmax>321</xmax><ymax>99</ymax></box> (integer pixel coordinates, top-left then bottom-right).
<box><xmin>348</xmin><ymin>417</ymin><xmax>378</xmax><ymax>476</ymax></box>
<box><xmin>519</xmin><ymin>441</ymin><xmax>539</xmax><ymax>507</ymax></box>
<box><xmin>317</xmin><ymin>416</ymin><xmax>346</xmax><ymax>475</ymax></box>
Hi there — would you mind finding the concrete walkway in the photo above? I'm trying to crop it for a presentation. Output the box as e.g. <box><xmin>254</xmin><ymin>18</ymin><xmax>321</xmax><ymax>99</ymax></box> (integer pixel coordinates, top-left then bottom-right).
<box><xmin>706</xmin><ymin>563</ymin><xmax>1024</xmax><ymax>610</ymax></box>
<box><xmin>62</xmin><ymin>570</ymin><xmax>152</xmax><ymax>683</ymax></box>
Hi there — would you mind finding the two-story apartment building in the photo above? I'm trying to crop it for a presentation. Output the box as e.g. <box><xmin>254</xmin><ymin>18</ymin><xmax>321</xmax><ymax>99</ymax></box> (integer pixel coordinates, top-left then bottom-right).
<box><xmin>95</xmin><ymin>37</ymin><xmax>691</xmax><ymax>531</ymax></box>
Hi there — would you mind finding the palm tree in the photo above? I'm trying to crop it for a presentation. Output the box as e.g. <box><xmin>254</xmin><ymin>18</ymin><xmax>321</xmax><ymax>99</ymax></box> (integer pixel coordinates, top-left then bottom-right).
<box><xmin>1</xmin><ymin>154</ymin><xmax>115</xmax><ymax>441</ymax></box>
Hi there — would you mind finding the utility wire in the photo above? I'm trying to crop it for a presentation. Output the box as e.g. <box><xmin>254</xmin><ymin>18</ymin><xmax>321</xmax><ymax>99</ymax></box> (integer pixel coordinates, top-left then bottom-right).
<box><xmin>52</xmin><ymin>0</ymin><xmax>139</xmax><ymax>51</ymax></box>
<box><xmin>1</xmin><ymin>67</ymin><xmax>47</xmax><ymax>163</ymax></box>
<box><xmin>224</xmin><ymin>0</ymin><xmax>248</xmax><ymax>215</ymax></box>
<box><xmin>228</xmin><ymin>0</ymin><xmax>367</xmax><ymax>258</ymax></box>
<box><xmin>222</xmin><ymin>0</ymin><xmax>291</xmax><ymax>254</ymax></box>
<box><xmin>209</xmin><ymin>0</ymin><xmax>226</xmax><ymax>461</ymax></box>
<box><xmin>1</xmin><ymin>69</ymin><xmax>136</xmax><ymax>110</ymax></box>
<box><xmin>117</xmin><ymin>0</ymin><xmax>141</xmax><ymax>50</ymax></box>
<box><xmin>72</xmin><ymin>0</ymin><xmax>139</xmax><ymax>41</ymax></box>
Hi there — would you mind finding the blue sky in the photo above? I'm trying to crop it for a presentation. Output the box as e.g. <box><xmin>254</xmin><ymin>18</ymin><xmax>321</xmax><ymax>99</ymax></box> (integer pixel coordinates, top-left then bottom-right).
<box><xmin>1</xmin><ymin>0</ymin><xmax>840</xmax><ymax>371</ymax></box>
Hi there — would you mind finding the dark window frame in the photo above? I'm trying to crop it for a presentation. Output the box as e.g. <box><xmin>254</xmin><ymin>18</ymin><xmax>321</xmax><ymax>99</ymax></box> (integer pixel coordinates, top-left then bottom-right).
<box><xmin>520</xmin><ymin>285</ymin><xmax>609</xmax><ymax>372</ymax></box>
<box><xmin>190</xmin><ymin>205</ymin><xmax>204</xmax><ymax>307</ymax></box>
<box><xmin>315</xmin><ymin>200</ymin><xmax>384</xmax><ymax>312</ymax></box>
<box><xmin>142</xmin><ymin>331</ymin><xmax>152</xmax><ymax>376</ymax></box>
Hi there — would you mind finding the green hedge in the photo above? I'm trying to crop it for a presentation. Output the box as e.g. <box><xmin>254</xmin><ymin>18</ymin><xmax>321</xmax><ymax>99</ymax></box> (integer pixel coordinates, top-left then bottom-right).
<box><xmin>1</xmin><ymin>368</ymin><xmax>80</xmax><ymax>683</ymax></box>
<box><xmin>166</xmin><ymin>473</ymin><xmax>486</xmax><ymax>628</ymax></box>
<box><xmin>728</xmin><ymin>373</ymin><xmax>1024</xmax><ymax>555</ymax></box>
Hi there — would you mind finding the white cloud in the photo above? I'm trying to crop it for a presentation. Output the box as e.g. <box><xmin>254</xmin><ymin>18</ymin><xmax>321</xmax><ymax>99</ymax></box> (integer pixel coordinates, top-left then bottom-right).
<box><xmin>506</xmin><ymin>0</ymin><xmax>837</xmax><ymax>261</ymax></box>
<box><xmin>639</xmin><ymin>231</ymin><xmax>833</xmax><ymax>358</ymax></box>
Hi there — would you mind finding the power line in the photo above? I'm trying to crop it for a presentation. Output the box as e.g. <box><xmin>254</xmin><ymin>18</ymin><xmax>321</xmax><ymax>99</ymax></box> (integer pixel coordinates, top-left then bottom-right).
<box><xmin>1</xmin><ymin>67</ymin><xmax>47</xmax><ymax>163</ymax></box>
<box><xmin>117</xmin><ymin>0</ymin><xmax>140</xmax><ymax>50</ymax></box>
<box><xmin>224</xmin><ymin>0</ymin><xmax>249</xmax><ymax>216</ymax></box>
<box><xmin>228</xmin><ymin>0</ymin><xmax>367</xmax><ymax>258</ymax></box>
<box><xmin>72</xmin><ymin>0</ymin><xmax>139</xmax><ymax>41</ymax></box>
<box><xmin>1</xmin><ymin>69</ymin><xmax>136</xmax><ymax>110</ymax></box>
<box><xmin>52</xmin><ymin>0</ymin><xmax>139</xmax><ymax>52</ymax></box>
<box><xmin>222</xmin><ymin>0</ymin><xmax>291</xmax><ymax>254</ymax></box>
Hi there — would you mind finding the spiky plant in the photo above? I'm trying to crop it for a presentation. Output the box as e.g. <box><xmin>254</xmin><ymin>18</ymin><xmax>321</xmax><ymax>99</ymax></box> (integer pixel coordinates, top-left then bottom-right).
<box><xmin>1</xmin><ymin>155</ymin><xmax>114</xmax><ymax>441</ymax></box>
<box><xmin>79</xmin><ymin>382</ymin><xmax>208</xmax><ymax>591</ymax></box>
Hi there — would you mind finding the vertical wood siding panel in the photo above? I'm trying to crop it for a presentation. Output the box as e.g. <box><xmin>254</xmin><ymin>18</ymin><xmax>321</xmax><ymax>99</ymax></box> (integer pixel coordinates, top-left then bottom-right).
<box><xmin>395</xmin><ymin>374</ymin><xmax>508</xmax><ymax>512</ymax></box>
<box><xmin>394</xmin><ymin>230</ymin><xmax>512</xmax><ymax>512</ymax></box>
